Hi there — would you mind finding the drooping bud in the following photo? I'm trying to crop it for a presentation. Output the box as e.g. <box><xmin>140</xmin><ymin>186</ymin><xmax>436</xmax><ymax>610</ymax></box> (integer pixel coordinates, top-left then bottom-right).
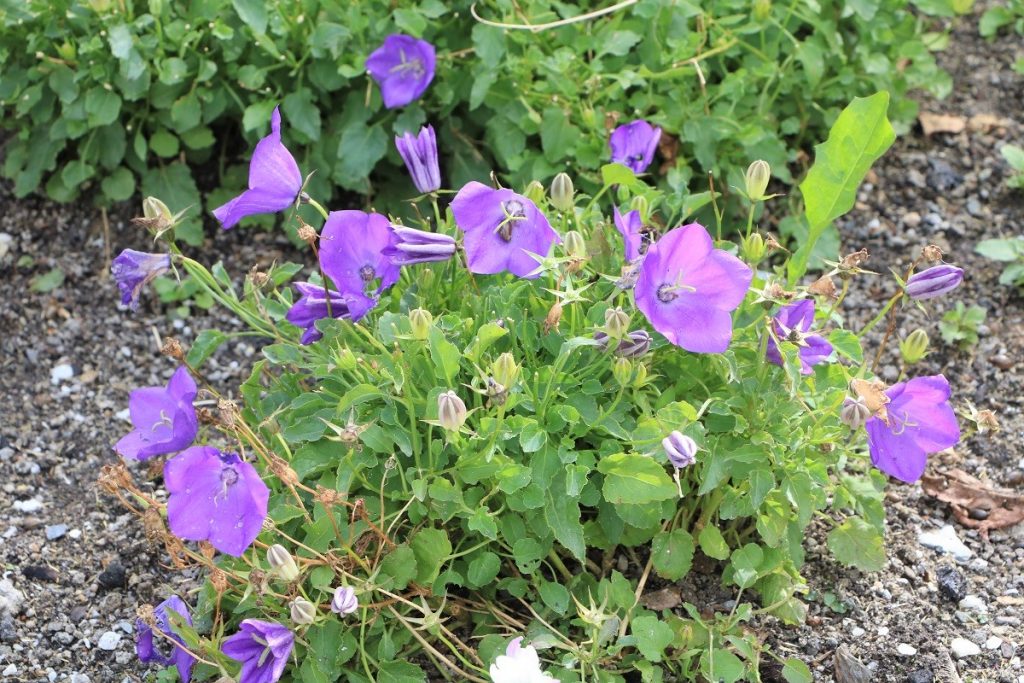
<box><xmin>267</xmin><ymin>544</ymin><xmax>300</xmax><ymax>582</ymax></box>
<box><xmin>629</xmin><ymin>195</ymin><xmax>650</xmax><ymax>222</ymax></box>
<box><xmin>662</xmin><ymin>431</ymin><xmax>698</xmax><ymax>469</ymax></box>
<box><xmin>523</xmin><ymin>180</ymin><xmax>545</xmax><ymax>205</ymax></box>
<box><xmin>290</xmin><ymin>597</ymin><xmax>317</xmax><ymax>625</ymax></box>
<box><xmin>409</xmin><ymin>308</ymin><xmax>433</xmax><ymax>340</ymax></box>
<box><xmin>604</xmin><ymin>307</ymin><xmax>630</xmax><ymax>339</ymax></box>
<box><xmin>563</xmin><ymin>230</ymin><xmax>587</xmax><ymax>259</ymax></box>
<box><xmin>331</xmin><ymin>586</ymin><xmax>359</xmax><ymax>616</ymax></box>
<box><xmin>437</xmin><ymin>391</ymin><xmax>467</xmax><ymax>432</ymax></box>
<box><xmin>550</xmin><ymin>173</ymin><xmax>575</xmax><ymax>212</ymax></box>
<box><xmin>744</xmin><ymin>160</ymin><xmax>771</xmax><ymax>201</ymax></box>
<box><xmin>491</xmin><ymin>352</ymin><xmax>520</xmax><ymax>389</ymax></box>
<box><xmin>905</xmin><ymin>264</ymin><xmax>964</xmax><ymax>300</ymax></box>
<box><xmin>741</xmin><ymin>233</ymin><xmax>766</xmax><ymax>264</ymax></box>
<box><xmin>612</xmin><ymin>357</ymin><xmax>633</xmax><ymax>387</ymax></box>
<box><xmin>899</xmin><ymin>329</ymin><xmax>930</xmax><ymax>365</ymax></box>
<box><xmin>840</xmin><ymin>397</ymin><xmax>872</xmax><ymax>431</ymax></box>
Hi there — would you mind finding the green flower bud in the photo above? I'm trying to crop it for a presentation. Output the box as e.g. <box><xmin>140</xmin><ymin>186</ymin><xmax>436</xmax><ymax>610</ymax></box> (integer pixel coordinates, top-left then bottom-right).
<box><xmin>744</xmin><ymin>160</ymin><xmax>771</xmax><ymax>201</ymax></box>
<box><xmin>741</xmin><ymin>233</ymin><xmax>766</xmax><ymax>264</ymax></box>
<box><xmin>604</xmin><ymin>307</ymin><xmax>630</xmax><ymax>339</ymax></box>
<box><xmin>753</xmin><ymin>0</ymin><xmax>771</xmax><ymax>20</ymax></box>
<box><xmin>491</xmin><ymin>352</ymin><xmax>520</xmax><ymax>389</ymax></box>
<box><xmin>632</xmin><ymin>363</ymin><xmax>648</xmax><ymax>388</ymax></box>
<box><xmin>290</xmin><ymin>597</ymin><xmax>317</xmax><ymax>625</ymax></box>
<box><xmin>899</xmin><ymin>329</ymin><xmax>930</xmax><ymax>365</ymax></box>
<box><xmin>612</xmin><ymin>357</ymin><xmax>633</xmax><ymax>387</ymax></box>
<box><xmin>550</xmin><ymin>173</ymin><xmax>575</xmax><ymax>212</ymax></box>
<box><xmin>267</xmin><ymin>544</ymin><xmax>300</xmax><ymax>582</ymax></box>
<box><xmin>629</xmin><ymin>195</ymin><xmax>650</xmax><ymax>222</ymax></box>
<box><xmin>523</xmin><ymin>180</ymin><xmax>545</xmax><ymax>205</ymax></box>
<box><xmin>437</xmin><ymin>391</ymin><xmax>467</xmax><ymax>432</ymax></box>
<box><xmin>563</xmin><ymin>230</ymin><xmax>587</xmax><ymax>259</ymax></box>
<box><xmin>409</xmin><ymin>308</ymin><xmax>433</xmax><ymax>340</ymax></box>
<box><xmin>142</xmin><ymin>197</ymin><xmax>173</xmax><ymax>223</ymax></box>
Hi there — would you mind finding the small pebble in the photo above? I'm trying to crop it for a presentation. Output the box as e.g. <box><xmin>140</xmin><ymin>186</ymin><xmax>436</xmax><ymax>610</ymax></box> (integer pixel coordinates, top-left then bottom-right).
<box><xmin>959</xmin><ymin>595</ymin><xmax>987</xmax><ymax>612</ymax></box>
<box><xmin>12</xmin><ymin>499</ymin><xmax>42</xmax><ymax>513</ymax></box>
<box><xmin>50</xmin><ymin>363</ymin><xmax>74</xmax><ymax>384</ymax></box>
<box><xmin>951</xmin><ymin>637</ymin><xmax>981</xmax><ymax>658</ymax></box>
<box><xmin>97</xmin><ymin>630</ymin><xmax>121</xmax><ymax>651</ymax></box>
<box><xmin>919</xmin><ymin>525</ymin><xmax>972</xmax><ymax>561</ymax></box>
<box><xmin>45</xmin><ymin>524</ymin><xmax>68</xmax><ymax>541</ymax></box>
<box><xmin>986</xmin><ymin>636</ymin><xmax>1003</xmax><ymax>650</ymax></box>
<box><xmin>907</xmin><ymin>669</ymin><xmax>933</xmax><ymax>683</ymax></box>
<box><xmin>937</xmin><ymin>566</ymin><xmax>968</xmax><ymax>602</ymax></box>
<box><xmin>897</xmin><ymin>643</ymin><xmax>917</xmax><ymax>656</ymax></box>
<box><xmin>852</xmin><ymin>626</ymin><xmax>866</xmax><ymax>638</ymax></box>
<box><xmin>2</xmin><ymin>664</ymin><xmax>17</xmax><ymax>677</ymax></box>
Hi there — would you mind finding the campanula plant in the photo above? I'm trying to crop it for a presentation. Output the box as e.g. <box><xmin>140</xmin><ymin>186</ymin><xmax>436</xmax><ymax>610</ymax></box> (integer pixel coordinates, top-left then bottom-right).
<box><xmin>105</xmin><ymin>96</ymin><xmax>966</xmax><ymax>681</ymax></box>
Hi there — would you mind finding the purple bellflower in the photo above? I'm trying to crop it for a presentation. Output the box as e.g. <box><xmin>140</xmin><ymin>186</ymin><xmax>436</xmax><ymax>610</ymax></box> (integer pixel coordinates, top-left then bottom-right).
<box><xmin>164</xmin><ymin>446</ymin><xmax>269</xmax><ymax>557</ymax></box>
<box><xmin>451</xmin><ymin>181</ymin><xmax>560</xmax><ymax>279</ymax></box>
<box><xmin>115</xmin><ymin>366</ymin><xmax>198</xmax><ymax>461</ymax></box>
<box><xmin>331</xmin><ymin>586</ymin><xmax>359</xmax><ymax>616</ymax></box>
<box><xmin>609</xmin><ymin>120</ymin><xmax>662</xmax><ymax>174</ymax></box>
<box><xmin>662</xmin><ymin>431</ymin><xmax>698</xmax><ymax>469</ymax></box>
<box><xmin>137</xmin><ymin>595</ymin><xmax>195</xmax><ymax>683</ymax></box>
<box><xmin>395</xmin><ymin>125</ymin><xmax>441</xmax><ymax>193</ymax></box>
<box><xmin>112</xmin><ymin>249</ymin><xmax>171</xmax><ymax>311</ymax></box>
<box><xmin>634</xmin><ymin>223</ymin><xmax>753</xmax><ymax>353</ymax></box>
<box><xmin>222</xmin><ymin>619</ymin><xmax>294</xmax><ymax>683</ymax></box>
<box><xmin>764</xmin><ymin>299</ymin><xmax>834</xmax><ymax>374</ymax></box>
<box><xmin>383</xmin><ymin>225</ymin><xmax>456</xmax><ymax>266</ymax></box>
<box><xmin>286</xmin><ymin>282</ymin><xmax>359</xmax><ymax>345</ymax></box>
<box><xmin>319</xmin><ymin>210</ymin><xmax>400</xmax><ymax>320</ymax></box>
<box><xmin>366</xmin><ymin>34</ymin><xmax>436</xmax><ymax>109</ymax></box>
<box><xmin>612</xmin><ymin>206</ymin><xmax>644</xmax><ymax>262</ymax></box>
<box><xmin>866</xmin><ymin>375</ymin><xmax>960</xmax><ymax>483</ymax></box>
<box><xmin>212</xmin><ymin>107</ymin><xmax>302</xmax><ymax>230</ymax></box>
<box><xmin>905</xmin><ymin>264</ymin><xmax>964</xmax><ymax>300</ymax></box>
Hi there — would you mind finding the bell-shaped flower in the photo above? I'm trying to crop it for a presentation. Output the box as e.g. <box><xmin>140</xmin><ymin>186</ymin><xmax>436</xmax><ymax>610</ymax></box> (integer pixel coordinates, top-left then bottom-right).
<box><xmin>764</xmin><ymin>299</ymin><xmax>833</xmax><ymax>374</ymax></box>
<box><xmin>383</xmin><ymin>225</ymin><xmax>457</xmax><ymax>266</ymax></box>
<box><xmin>865</xmin><ymin>375</ymin><xmax>960</xmax><ymax>483</ymax></box>
<box><xmin>490</xmin><ymin>637</ymin><xmax>557</xmax><ymax>683</ymax></box>
<box><xmin>904</xmin><ymin>264</ymin><xmax>964</xmax><ymax>300</ymax></box>
<box><xmin>212</xmin><ymin>107</ymin><xmax>302</xmax><ymax>230</ymax></box>
<box><xmin>222</xmin><ymin>619</ymin><xmax>294</xmax><ymax>683</ymax></box>
<box><xmin>136</xmin><ymin>595</ymin><xmax>194</xmax><ymax>683</ymax></box>
<box><xmin>285</xmin><ymin>282</ymin><xmax>364</xmax><ymax>345</ymax></box>
<box><xmin>164</xmin><ymin>446</ymin><xmax>269</xmax><ymax>557</ymax></box>
<box><xmin>634</xmin><ymin>223</ymin><xmax>753</xmax><ymax>353</ymax></box>
<box><xmin>451</xmin><ymin>181</ymin><xmax>560</xmax><ymax>279</ymax></box>
<box><xmin>111</xmin><ymin>249</ymin><xmax>171</xmax><ymax>311</ymax></box>
<box><xmin>612</xmin><ymin>206</ymin><xmax>643</xmax><ymax>262</ymax></box>
<box><xmin>662</xmin><ymin>431</ymin><xmax>698</xmax><ymax>469</ymax></box>
<box><xmin>115</xmin><ymin>366</ymin><xmax>198</xmax><ymax>461</ymax></box>
<box><xmin>395</xmin><ymin>125</ymin><xmax>441</xmax><ymax>193</ymax></box>
<box><xmin>366</xmin><ymin>34</ymin><xmax>436</xmax><ymax>109</ymax></box>
<box><xmin>319</xmin><ymin>210</ymin><xmax>401</xmax><ymax>320</ymax></box>
<box><xmin>609</xmin><ymin>120</ymin><xmax>661</xmax><ymax>174</ymax></box>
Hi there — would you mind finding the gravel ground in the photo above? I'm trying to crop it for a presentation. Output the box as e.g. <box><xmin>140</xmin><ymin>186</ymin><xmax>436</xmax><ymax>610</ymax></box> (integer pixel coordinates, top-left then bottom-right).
<box><xmin>2</xmin><ymin>7</ymin><xmax>1023</xmax><ymax>683</ymax></box>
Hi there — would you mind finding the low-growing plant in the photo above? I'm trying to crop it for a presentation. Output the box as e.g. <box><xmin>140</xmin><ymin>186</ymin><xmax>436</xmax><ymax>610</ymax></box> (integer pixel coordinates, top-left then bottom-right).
<box><xmin>939</xmin><ymin>301</ymin><xmax>986</xmax><ymax>350</ymax></box>
<box><xmin>998</xmin><ymin>144</ymin><xmax>1024</xmax><ymax>190</ymax></box>
<box><xmin>980</xmin><ymin>0</ymin><xmax>1024</xmax><ymax>37</ymax></box>
<box><xmin>976</xmin><ymin>235</ymin><xmax>1024</xmax><ymax>287</ymax></box>
<box><xmin>103</xmin><ymin>93</ymin><xmax>967</xmax><ymax>682</ymax></box>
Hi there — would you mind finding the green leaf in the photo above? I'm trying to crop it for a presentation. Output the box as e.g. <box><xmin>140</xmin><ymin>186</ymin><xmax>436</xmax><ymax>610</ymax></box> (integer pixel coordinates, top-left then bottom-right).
<box><xmin>410</xmin><ymin>528</ymin><xmax>451</xmax><ymax>587</ymax></box>
<box><xmin>335</xmin><ymin>122</ymin><xmax>388</xmax><ymax>186</ymax></box>
<box><xmin>243</xmin><ymin>100</ymin><xmax>277</xmax><ymax>133</ymax></box>
<box><xmin>427</xmin><ymin>326</ymin><xmax>461</xmax><ymax>385</ymax></box>
<box><xmin>85</xmin><ymin>88</ymin><xmax>121</xmax><ymax>127</ymax></box>
<box><xmin>379</xmin><ymin>544</ymin><xmax>417</xmax><ymax>590</ymax></box>
<box><xmin>61</xmin><ymin>160</ymin><xmax>95</xmax><ymax>187</ymax></box>
<box><xmin>979</xmin><ymin>6</ymin><xmax>1013</xmax><ymax>37</ymax></box>
<box><xmin>232</xmin><ymin>0</ymin><xmax>268</xmax><ymax>34</ymax></box>
<box><xmin>101</xmin><ymin>167</ymin><xmax>136</xmax><ymax>202</ymax></box>
<box><xmin>651</xmin><ymin>528</ymin><xmax>694</xmax><ymax>581</ymax></box>
<box><xmin>698</xmin><ymin>525</ymin><xmax>730</xmax><ymax>561</ymax></box>
<box><xmin>283</xmin><ymin>88</ymin><xmax>322</xmax><ymax>142</ymax></box>
<box><xmin>186</xmin><ymin>330</ymin><xmax>229</xmax><ymax>368</ymax></box>
<box><xmin>601</xmin><ymin>163</ymin><xmax>637</xmax><ymax>187</ymax></box>
<box><xmin>730</xmin><ymin>543</ymin><xmax>763</xmax><ymax>588</ymax></box>
<box><xmin>598</xmin><ymin>453</ymin><xmax>677</xmax><ymax>505</ymax></box>
<box><xmin>466</xmin><ymin>552</ymin><xmax>501</xmax><ymax>587</ymax></box>
<box><xmin>975</xmin><ymin>237</ymin><xmax>1024</xmax><ymax>262</ymax></box>
<box><xmin>150</xmin><ymin>129</ymin><xmax>180</xmax><ymax>158</ymax></box>
<box><xmin>827</xmin><ymin>518</ymin><xmax>885</xmax><ymax>571</ymax></box>
<box><xmin>1001</xmin><ymin>144</ymin><xmax>1024</xmax><ymax>170</ymax></box>
<box><xmin>519</xmin><ymin>421</ymin><xmax>546</xmax><ymax>453</ymax></box>
<box><xmin>464</xmin><ymin>321</ymin><xmax>507</xmax><ymax>362</ymax></box>
<box><xmin>170</xmin><ymin>94</ymin><xmax>202</xmax><ymax>133</ymax></box>
<box><xmin>631</xmin><ymin>616</ymin><xmax>675</xmax><ymax>663</ymax></box>
<box><xmin>828</xmin><ymin>329</ymin><xmax>863</xmax><ymax>363</ymax></box>
<box><xmin>108</xmin><ymin>24</ymin><xmax>133</xmax><ymax>59</ymax></box>
<box><xmin>538</xmin><ymin>580</ymin><xmax>570</xmax><ymax>614</ymax></box>
<box><xmin>791</xmin><ymin>93</ymin><xmax>895</xmax><ymax>281</ymax></box>
<box><xmin>30</xmin><ymin>268</ymin><xmax>65</xmax><ymax>293</ymax></box>
<box><xmin>700</xmin><ymin>648</ymin><xmax>745</xmax><ymax>683</ymax></box>
<box><xmin>540</xmin><ymin>107</ymin><xmax>579</xmax><ymax>161</ymax></box>
<box><xmin>377</xmin><ymin>661</ymin><xmax>425</xmax><ymax>683</ymax></box>
<box><xmin>782</xmin><ymin>658</ymin><xmax>813</xmax><ymax>683</ymax></box>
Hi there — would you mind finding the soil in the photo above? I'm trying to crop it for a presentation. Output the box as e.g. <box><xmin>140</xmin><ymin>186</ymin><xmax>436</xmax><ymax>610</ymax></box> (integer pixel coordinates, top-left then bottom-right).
<box><xmin>1</xmin><ymin>6</ymin><xmax>1023</xmax><ymax>683</ymax></box>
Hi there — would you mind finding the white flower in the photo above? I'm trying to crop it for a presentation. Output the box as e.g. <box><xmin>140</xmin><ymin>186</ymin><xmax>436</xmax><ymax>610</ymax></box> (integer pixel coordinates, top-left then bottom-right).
<box><xmin>489</xmin><ymin>637</ymin><xmax>557</xmax><ymax>683</ymax></box>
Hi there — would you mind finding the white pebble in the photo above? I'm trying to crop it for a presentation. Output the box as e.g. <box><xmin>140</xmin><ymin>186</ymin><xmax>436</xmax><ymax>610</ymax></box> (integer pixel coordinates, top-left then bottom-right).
<box><xmin>897</xmin><ymin>644</ymin><xmax>917</xmax><ymax>656</ymax></box>
<box><xmin>959</xmin><ymin>595</ymin><xmax>987</xmax><ymax>612</ymax></box>
<box><xmin>50</xmin><ymin>363</ymin><xmax>74</xmax><ymax>384</ymax></box>
<box><xmin>12</xmin><ymin>499</ymin><xmax>42</xmax><ymax>513</ymax></box>
<box><xmin>97</xmin><ymin>631</ymin><xmax>121</xmax><ymax>650</ymax></box>
<box><xmin>918</xmin><ymin>525</ymin><xmax>973</xmax><ymax>561</ymax></box>
<box><xmin>3</xmin><ymin>664</ymin><xmax>18</xmax><ymax>677</ymax></box>
<box><xmin>69</xmin><ymin>529</ymin><xmax>82</xmax><ymax>540</ymax></box>
<box><xmin>851</xmin><ymin>626</ymin><xmax>866</xmax><ymax>637</ymax></box>
<box><xmin>878</xmin><ymin>626</ymin><xmax>890</xmax><ymax>636</ymax></box>
<box><xmin>985</xmin><ymin>636</ymin><xmax>1003</xmax><ymax>650</ymax></box>
<box><xmin>950</xmin><ymin>637</ymin><xmax>981</xmax><ymax>658</ymax></box>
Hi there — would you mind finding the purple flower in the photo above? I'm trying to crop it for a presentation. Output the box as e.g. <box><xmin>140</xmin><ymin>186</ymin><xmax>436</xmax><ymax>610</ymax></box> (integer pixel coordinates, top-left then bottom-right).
<box><xmin>366</xmin><ymin>34</ymin><xmax>436</xmax><ymax>109</ymax></box>
<box><xmin>285</xmin><ymin>282</ymin><xmax>365</xmax><ymax>345</ymax></box>
<box><xmin>164</xmin><ymin>446</ymin><xmax>269</xmax><ymax>557</ymax></box>
<box><xmin>764</xmin><ymin>299</ymin><xmax>834</xmax><ymax>374</ymax></box>
<box><xmin>612</xmin><ymin>206</ymin><xmax>643</xmax><ymax>262</ymax></box>
<box><xmin>634</xmin><ymin>223</ymin><xmax>753</xmax><ymax>353</ymax></box>
<box><xmin>111</xmin><ymin>249</ymin><xmax>171</xmax><ymax>311</ymax></box>
<box><xmin>866</xmin><ymin>375</ymin><xmax>960</xmax><ymax>483</ymax></box>
<box><xmin>115</xmin><ymin>366</ymin><xmax>198</xmax><ymax>461</ymax></box>
<box><xmin>136</xmin><ymin>595</ymin><xmax>194</xmax><ymax>683</ymax></box>
<box><xmin>395</xmin><ymin>125</ymin><xmax>441</xmax><ymax>193</ymax></box>
<box><xmin>222</xmin><ymin>619</ymin><xmax>294</xmax><ymax>683</ymax></box>
<box><xmin>451</xmin><ymin>181</ymin><xmax>560</xmax><ymax>279</ymax></box>
<box><xmin>662</xmin><ymin>431</ymin><xmax>697</xmax><ymax>469</ymax></box>
<box><xmin>331</xmin><ymin>586</ymin><xmax>358</xmax><ymax>615</ymax></box>
<box><xmin>383</xmin><ymin>225</ymin><xmax>456</xmax><ymax>266</ymax></box>
<box><xmin>905</xmin><ymin>264</ymin><xmax>964</xmax><ymax>300</ymax></box>
<box><xmin>319</xmin><ymin>210</ymin><xmax>400</xmax><ymax>320</ymax></box>
<box><xmin>609</xmin><ymin>120</ymin><xmax>661</xmax><ymax>174</ymax></box>
<box><xmin>594</xmin><ymin>330</ymin><xmax>652</xmax><ymax>358</ymax></box>
<box><xmin>212</xmin><ymin>107</ymin><xmax>302</xmax><ymax>230</ymax></box>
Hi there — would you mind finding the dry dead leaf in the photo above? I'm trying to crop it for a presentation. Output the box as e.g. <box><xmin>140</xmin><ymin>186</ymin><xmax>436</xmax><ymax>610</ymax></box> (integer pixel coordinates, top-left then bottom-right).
<box><xmin>920</xmin><ymin>468</ymin><xmax>1024</xmax><ymax>538</ymax></box>
<box><xmin>967</xmin><ymin>113</ymin><xmax>1007</xmax><ymax>132</ymax></box>
<box><xmin>640</xmin><ymin>587</ymin><xmax>681</xmax><ymax>611</ymax></box>
<box><xmin>808</xmin><ymin>275</ymin><xmax>837</xmax><ymax>300</ymax></box>
<box><xmin>919</xmin><ymin>112</ymin><xmax>966</xmax><ymax>136</ymax></box>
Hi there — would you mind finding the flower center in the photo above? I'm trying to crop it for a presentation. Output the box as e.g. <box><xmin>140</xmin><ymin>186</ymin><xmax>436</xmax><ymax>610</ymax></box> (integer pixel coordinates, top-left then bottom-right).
<box><xmin>220</xmin><ymin>466</ymin><xmax>239</xmax><ymax>494</ymax></box>
<box><xmin>390</xmin><ymin>49</ymin><xmax>424</xmax><ymax>78</ymax></box>
<box><xmin>151</xmin><ymin>409</ymin><xmax>174</xmax><ymax>432</ymax></box>
<box><xmin>495</xmin><ymin>200</ymin><xmax>526</xmax><ymax>242</ymax></box>
<box><xmin>359</xmin><ymin>265</ymin><xmax>376</xmax><ymax>282</ymax></box>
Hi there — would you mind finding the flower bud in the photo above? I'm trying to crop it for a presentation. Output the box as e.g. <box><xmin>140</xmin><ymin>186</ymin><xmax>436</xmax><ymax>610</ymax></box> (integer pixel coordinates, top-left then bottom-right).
<box><xmin>629</xmin><ymin>195</ymin><xmax>650</xmax><ymax>222</ymax></box>
<box><xmin>753</xmin><ymin>0</ymin><xmax>771</xmax><ymax>20</ymax></box>
<box><xmin>662</xmin><ymin>431</ymin><xmax>697</xmax><ymax>469</ymax></box>
<box><xmin>409</xmin><ymin>308</ymin><xmax>433</xmax><ymax>340</ymax></box>
<box><xmin>142</xmin><ymin>196</ymin><xmax>173</xmax><ymax>223</ymax></box>
<box><xmin>563</xmin><ymin>230</ymin><xmax>587</xmax><ymax>259</ymax></box>
<box><xmin>741</xmin><ymin>233</ymin><xmax>766</xmax><ymax>264</ymax></box>
<box><xmin>604</xmin><ymin>307</ymin><xmax>631</xmax><ymax>339</ymax></box>
<box><xmin>331</xmin><ymin>586</ymin><xmax>359</xmax><ymax>616</ymax></box>
<box><xmin>336</xmin><ymin>346</ymin><xmax>357</xmax><ymax>371</ymax></box>
<box><xmin>594</xmin><ymin>329</ymin><xmax>652</xmax><ymax>358</ymax></box>
<box><xmin>744</xmin><ymin>160</ymin><xmax>771</xmax><ymax>201</ymax></box>
<box><xmin>290</xmin><ymin>597</ymin><xmax>316</xmax><ymax>625</ymax></box>
<box><xmin>612</xmin><ymin>357</ymin><xmax>633</xmax><ymax>387</ymax></box>
<box><xmin>266</xmin><ymin>544</ymin><xmax>300</xmax><ymax>582</ymax></box>
<box><xmin>904</xmin><ymin>264</ymin><xmax>964</xmax><ymax>300</ymax></box>
<box><xmin>523</xmin><ymin>180</ymin><xmax>545</xmax><ymax>205</ymax></box>
<box><xmin>899</xmin><ymin>329</ymin><xmax>930</xmax><ymax>365</ymax></box>
<box><xmin>632</xmin><ymin>363</ymin><xmax>648</xmax><ymax>388</ymax></box>
<box><xmin>437</xmin><ymin>391</ymin><xmax>467</xmax><ymax>432</ymax></box>
<box><xmin>840</xmin><ymin>397</ymin><xmax>871</xmax><ymax>431</ymax></box>
<box><xmin>491</xmin><ymin>352</ymin><xmax>520</xmax><ymax>389</ymax></box>
<box><xmin>550</xmin><ymin>173</ymin><xmax>575</xmax><ymax>212</ymax></box>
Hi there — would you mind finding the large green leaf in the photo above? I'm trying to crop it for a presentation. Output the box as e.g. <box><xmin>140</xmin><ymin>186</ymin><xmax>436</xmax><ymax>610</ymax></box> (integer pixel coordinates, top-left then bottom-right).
<box><xmin>827</xmin><ymin>518</ymin><xmax>885</xmax><ymax>571</ymax></box>
<box><xmin>597</xmin><ymin>453</ymin><xmax>677</xmax><ymax>505</ymax></box>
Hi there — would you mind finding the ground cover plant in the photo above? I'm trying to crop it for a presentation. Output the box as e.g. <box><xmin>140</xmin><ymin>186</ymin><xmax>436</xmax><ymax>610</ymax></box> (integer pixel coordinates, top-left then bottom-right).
<box><xmin>96</xmin><ymin>68</ymin><xmax>976</xmax><ymax>680</ymax></box>
<box><xmin>0</xmin><ymin>0</ymin><xmax>955</xmax><ymax>246</ymax></box>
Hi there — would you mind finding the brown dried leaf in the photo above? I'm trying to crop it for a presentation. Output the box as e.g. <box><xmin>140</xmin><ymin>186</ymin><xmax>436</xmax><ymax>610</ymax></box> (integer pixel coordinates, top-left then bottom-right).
<box><xmin>808</xmin><ymin>275</ymin><xmax>837</xmax><ymax>300</ymax></box>
<box><xmin>851</xmin><ymin>379</ymin><xmax>890</xmax><ymax>422</ymax></box>
<box><xmin>919</xmin><ymin>112</ymin><xmax>966</xmax><ymax>136</ymax></box>
<box><xmin>920</xmin><ymin>468</ymin><xmax>1024</xmax><ymax>537</ymax></box>
<box><xmin>640</xmin><ymin>587</ymin><xmax>681</xmax><ymax>611</ymax></box>
<box><xmin>967</xmin><ymin>113</ymin><xmax>1007</xmax><ymax>132</ymax></box>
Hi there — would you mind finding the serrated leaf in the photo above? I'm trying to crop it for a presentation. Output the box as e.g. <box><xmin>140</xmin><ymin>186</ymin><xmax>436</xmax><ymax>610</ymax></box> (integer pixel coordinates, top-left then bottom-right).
<box><xmin>379</xmin><ymin>544</ymin><xmax>417</xmax><ymax>590</ymax></box>
<box><xmin>186</xmin><ymin>330</ymin><xmax>228</xmax><ymax>368</ymax></box>
<box><xmin>827</xmin><ymin>518</ymin><xmax>885</xmax><ymax>571</ymax></box>
<box><xmin>30</xmin><ymin>268</ymin><xmax>65</xmax><ymax>293</ymax></box>
<box><xmin>782</xmin><ymin>658</ymin><xmax>813</xmax><ymax>683</ymax></box>
<box><xmin>410</xmin><ymin>528</ymin><xmax>451</xmax><ymax>587</ymax></box>
<box><xmin>427</xmin><ymin>326</ymin><xmax>461</xmax><ymax>385</ymax></box>
<box><xmin>699</xmin><ymin>524</ymin><xmax>730</xmax><ymax>561</ymax></box>
<box><xmin>631</xmin><ymin>616</ymin><xmax>675</xmax><ymax>663</ymax></box>
<box><xmin>828</xmin><ymin>329</ymin><xmax>864</xmax><ymax>363</ymax></box>
<box><xmin>598</xmin><ymin>453</ymin><xmax>677</xmax><ymax>504</ymax></box>
<box><xmin>651</xmin><ymin>528</ymin><xmax>694</xmax><ymax>580</ymax></box>
<box><xmin>601</xmin><ymin>163</ymin><xmax>637</xmax><ymax>187</ymax></box>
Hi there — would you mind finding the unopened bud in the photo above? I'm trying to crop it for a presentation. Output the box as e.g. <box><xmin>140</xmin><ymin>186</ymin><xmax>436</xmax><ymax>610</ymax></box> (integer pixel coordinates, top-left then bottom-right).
<box><xmin>267</xmin><ymin>544</ymin><xmax>300</xmax><ymax>582</ymax></box>
<box><xmin>523</xmin><ymin>180</ymin><xmax>545</xmax><ymax>205</ymax></box>
<box><xmin>437</xmin><ymin>391</ymin><xmax>467</xmax><ymax>432</ymax></box>
<box><xmin>331</xmin><ymin>586</ymin><xmax>359</xmax><ymax>615</ymax></box>
<box><xmin>840</xmin><ymin>397</ymin><xmax>871</xmax><ymax>431</ymax></box>
<box><xmin>629</xmin><ymin>195</ymin><xmax>650</xmax><ymax>222</ymax></box>
<box><xmin>905</xmin><ymin>264</ymin><xmax>964</xmax><ymax>300</ymax></box>
<box><xmin>612</xmin><ymin>357</ymin><xmax>633</xmax><ymax>387</ymax></box>
<box><xmin>744</xmin><ymin>160</ymin><xmax>771</xmax><ymax>201</ymax></box>
<box><xmin>143</xmin><ymin>196</ymin><xmax>173</xmax><ymax>223</ymax></box>
<box><xmin>604</xmin><ymin>307</ymin><xmax>630</xmax><ymax>339</ymax></box>
<box><xmin>753</xmin><ymin>0</ymin><xmax>771</xmax><ymax>20</ymax></box>
<box><xmin>899</xmin><ymin>329</ymin><xmax>930</xmax><ymax>365</ymax></box>
<box><xmin>290</xmin><ymin>597</ymin><xmax>316</xmax><ymax>625</ymax></box>
<box><xmin>490</xmin><ymin>352</ymin><xmax>520</xmax><ymax>388</ymax></box>
<box><xmin>336</xmin><ymin>347</ymin><xmax>357</xmax><ymax>371</ymax></box>
<box><xmin>662</xmin><ymin>431</ymin><xmax>698</xmax><ymax>468</ymax></box>
<box><xmin>632</xmin><ymin>363</ymin><xmax>648</xmax><ymax>388</ymax></box>
<box><xmin>550</xmin><ymin>173</ymin><xmax>575</xmax><ymax>212</ymax></box>
<box><xmin>741</xmin><ymin>233</ymin><xmax>766</xmax><ymax>263</ymax></box>
<box><xmin>563</xmin><ymin>230</ymin><xmax>586</xmax><ymax>259</ymax></box>
<box><xmin>409</xmin><ymin>308</ymin><xmax>433</xmax><ymax>340</ymax></box>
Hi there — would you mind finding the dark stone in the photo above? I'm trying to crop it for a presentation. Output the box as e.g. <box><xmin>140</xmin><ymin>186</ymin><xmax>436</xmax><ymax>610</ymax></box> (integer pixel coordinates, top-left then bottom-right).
<box><xmin>907</xmin><ymin>669</ymin><xmax>934</xmax><ymax>683</ymax></box>
<box><xmin>0</xmin><ymin>614</ymin><xmax>16</xmax><ymax>642</ymax></box>
<box><xmin>22</xmin><ymin>565</ymin><xmax>59</xmax><ymax>582</ymax></box>
<box><xmin>968</xmin><ymin>508</ymin><xmax>989</xmax><ymax>520</ymax></box>
<box><xmin>97</xmin><ymin>561</ymin><xmax>126</xmax><ymax>590</ymax></box>
<box><xmin>69</xmin><ymin>605</ymin><xmax>87</xmax><ymax>623</ymax></box>
<box><xmin>834</xmin><ymin>645</ymin><xmax>872</xmax><ymax>683</ymax></box>
<box><xmin>936</xmin><ymin>565</ymin><xmax>968</xmax><ymax>602</ymax></box>
<box><xmin>926</xmin><ymin>159</ymin><xmax>962</xmax><ymax>192</ymax></box>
